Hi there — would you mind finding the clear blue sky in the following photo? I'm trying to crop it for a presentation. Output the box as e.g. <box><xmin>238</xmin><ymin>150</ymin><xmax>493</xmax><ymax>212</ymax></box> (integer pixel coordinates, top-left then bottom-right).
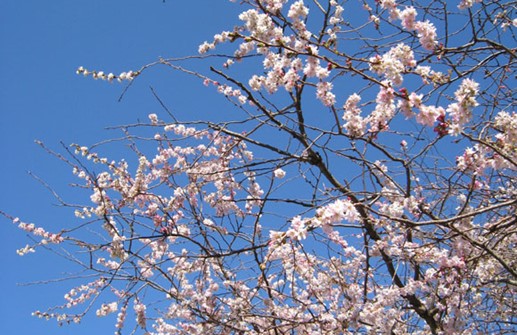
<box><xmin>0</xmin><ymin>1</ymin><xmax>242</xmax><ymax>334</ymax></box>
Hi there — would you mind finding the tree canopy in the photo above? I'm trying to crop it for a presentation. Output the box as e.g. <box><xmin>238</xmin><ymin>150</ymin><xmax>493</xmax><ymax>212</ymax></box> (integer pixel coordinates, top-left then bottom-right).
<box><xmin>7</xmin><ymin>1</ymin><xmax>516</xmax><ymax>334</ymax></box>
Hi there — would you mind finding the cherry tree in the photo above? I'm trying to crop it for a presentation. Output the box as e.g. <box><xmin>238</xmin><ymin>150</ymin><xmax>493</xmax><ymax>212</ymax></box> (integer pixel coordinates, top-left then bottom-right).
<box><xmin>6</xmin><ymin>0</ymin><xmax>516</xmax><ymax>334</ymax></box>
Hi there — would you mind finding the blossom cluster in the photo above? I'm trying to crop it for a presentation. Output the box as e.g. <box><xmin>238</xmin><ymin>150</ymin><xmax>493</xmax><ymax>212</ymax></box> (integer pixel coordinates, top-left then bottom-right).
<box><xmin>14</xmin><ymin>217</ymin><xmax>63</xmax><ymax>254</ymax></box>
<box><xmin>215</xmin><ymin>82</ymin><xmax>248</xmax><ymax>104</ymax></box>
<box><xmin>133</xmin><ymin>300</ymin><xmax>147</xmax><ymax>328</ymax></box>
<box><xmin>343</xmin><ymin>83</ymin><xmax>401</xmax><ymax>135</ymax></box>
<box><xmin>342</xmin><ymin>93</ymin><xmax>366</xmax><ymax>137</ymax></box>
<box><xmin>199</xmin><ymin>2</ymin><xmax>342</xmax><ymax>107</ymax></box>
<box><xmin>414</xmin><ymin>65</ymin><xmax>449</xmax><ymax>85</ymax></box>
<box><xmin>76</xmin><ymin>66</ymin><xmax>139</xmax><ymax>82</ymax></box>
<box><xmin>458</xmin><ymin>0</ymin><xmax>482</xmax><ymax>9</ymax></box>
<box><xmin>369</xmin><ymin>43</ymin><xmax>416</xmax><ymax>86</ymax></box>
<box><xmin>379</xmin><ymin>2</ymin><xmax>438</xmax><ymax>50</ymax></box>
<box><xmin>446</xmin><ymin>78</ymin><xmax>480</xmax><ymax>135</ymax></box>
<box><xmin>494</xmin><ymin>111</ymin><xmax>517</xmax><ymax>150</ymax></box>
<box><xmin>96</xmin><ymin>302</ymin><xmax>118</xmax><ymax>317</ymax></box>
<box><xmin>457</xmin><ymin>144</ymin><xmax>501</xmax><ymax>174</ymax></box>
<box><xmin>31</xmin><ymin>278</ymin><xmax>108</xmax><ymax>325</ymax></box>
<box><xmin>342</xmin><ymin>76</ymin><xmax>480</xmax><ymax>137</ymax></box>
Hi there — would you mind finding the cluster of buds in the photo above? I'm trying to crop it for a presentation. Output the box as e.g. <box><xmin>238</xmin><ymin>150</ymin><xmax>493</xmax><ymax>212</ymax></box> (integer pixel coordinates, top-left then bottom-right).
<box><xmin>434</xmin><ymin>114</ymin><xmax>449</xmax><ymax>137</ymax></box>
<box><xmin>76</xmin><ymin>66</ymin><xmax>139</xmax><ymax>82</ymax></box>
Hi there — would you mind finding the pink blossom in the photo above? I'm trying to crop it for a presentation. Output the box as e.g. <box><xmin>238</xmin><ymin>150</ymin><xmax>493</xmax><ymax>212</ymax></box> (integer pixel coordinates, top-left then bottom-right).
<box><xmin>458</xmin><ymin>0</ymin><xmax>482</xmax><ymax>9</ymax></box>
<box><xmin>342</xmin><ymin>93</ymin><xmax>366</xmax><ymax>137</ymax></box>
<box><xmin>96</xmin><ymin>302</ymin><xmax>118</xmax><ymax>317</ymax></box>
<box><xmin>416</xmin><ymin>105</ymin><xmax>444</xmax><ymax>127</ymax></box>
<box><xmin>248</xmin><ymin>74</ymin><xmax>263</xmax><ymax>91</ymax></box>
<box><xmin>269</xmin><ymin>230</ymin><xmax>285</xmax><ymax>245</ymax></box>
<box><xmin>329</xmin><ymin>3</ymin><xmax>344</xmax><ymax>25</ymax></box>
<box><xmin>133</xmin><ymin>300</ymin><xmax>146</xmax><ymax>328</ymax></box>
<box><xmin>273</xmin><ymin>168</ymin><xmax>286</xmax><ymax>178</ymax></box>
<box><xmin>447</xmin><ymin>78</ymin><xmax>479</xmax><ymax>135</ymax></box>
<box><xmin>368</xmin><ymin>83</ymin><xmax>396</xmax><ymax>132</ymax></box>
<box><xmin>16</xmin><ymin>244</ymin><xmax>35</xmax><ymax>256</ymax></box>
<box><xmin>286</xmin><ymin>216</ymin><xmax>308</xmax><ymax>240</ymax></box>
<box><xmin>369</xmin><ymin>44</ymin><xmax>415</xmax><ymax>86</ymax></box>
<box><xmin>398</xmin><ymin>91</ymin><xmax>422</xmax><ymax>118</ymax></box>
<box><xmin>287</xmin><ymin>0</ymin><xmax>309</xmax><ymax>20</ymax></box>
<box><xmin>115</xmin><ymin>306</ymin><xmax>127</xmax><ymax>329</ymax></box>
<box><xmin>494</xmin><ymin>111</ymin><xmax>517</xmax><ymax>145</ymax></box>
<box><xmin>316</xmin><ymin>198</ymin><xmax>360</xmax><ymax>225</ymax></box>
<box><xmin>238</xmin><ymin>9</ymin><xmax>283</xmax><ymax>43</ymax></box>
<box><xmin>379</xmin><ymin>0</ymin><xmax>400</xmax><ymax>20</ymax></box>
<box><xmin>399</xmin><ymin>6</ymin><xmax>417</xmax><ymax>30</ymax></box>
<box><xmin>316</xmin><ymin>81</ymin><xmax>336</xmax><ymax>107</ymax></box>
<box><xmin>415</xmin><ymin>20</ymin><xmax>438</xmax><ymax>50</ymax></box>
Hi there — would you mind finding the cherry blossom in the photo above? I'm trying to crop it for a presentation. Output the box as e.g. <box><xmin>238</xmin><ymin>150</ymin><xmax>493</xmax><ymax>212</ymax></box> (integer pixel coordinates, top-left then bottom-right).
<box><xmin>458</xmin><ymin>0</ymin><xmax>482</xmax><ymax>9</ymax></box>
<box><xmin>76</xmin><ymin>66</ymin><xmax>138</xmax><ymax>82</ymax></box>
<box><xmin>316</xmin><ymin>81</ymin><xmax>336</xmax><ymax>106</ymax></box>
<box><xmin>9</xmin><ymin>1</ymin><xmax>517</xmax><ymax>334</ymax></box>
<box><xmin>414</xmin><ymin>20</ymin><xmax>438</xmax><ymax>50</ymax></box>
<box><xmin>369</xmin><ymin>43</ymin><xmax>416</xmax><ymax>86</ymax></box>
<box><xmin>273</xmin><ymin>168</ymin><xmax>286</xmax><ymax>178</ymax></box>
<box><xmin>342</xmin><ymin>93</ymin><xmax>366</xmax><ymax>137</ymax></box>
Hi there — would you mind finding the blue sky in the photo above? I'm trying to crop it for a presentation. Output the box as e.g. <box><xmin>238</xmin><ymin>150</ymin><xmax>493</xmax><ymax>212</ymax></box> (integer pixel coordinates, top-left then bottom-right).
<box><xmin>0</xmin><ymin>1</ymin><xmax>243</xmax><ymax>334</ymax></box>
